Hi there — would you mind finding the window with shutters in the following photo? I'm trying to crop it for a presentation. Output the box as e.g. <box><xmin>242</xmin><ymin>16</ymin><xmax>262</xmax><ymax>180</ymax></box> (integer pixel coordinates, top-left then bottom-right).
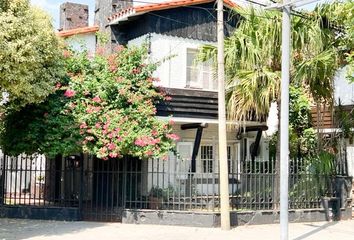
<box><xmin>186</xmin><ymin>49</ymin><xmax>216</xmax><ymax>91</ymax></box>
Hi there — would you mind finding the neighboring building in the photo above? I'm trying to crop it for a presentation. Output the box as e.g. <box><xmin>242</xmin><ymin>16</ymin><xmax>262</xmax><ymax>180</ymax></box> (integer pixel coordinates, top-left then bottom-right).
<box><xmin>60</xmin><ymin>2</ymin><xmax>89</xmax><ymax>31</ymax></box>
<box><xmin>57</xmin><ymin>26</ymin><xmax>98</xmax><ymax>53</ymax></box>
<box><xmin>58</xmin><ymin>2</ymin><xmax>98</xmax><ymax>53</ymax></box>
<box><xmin>95</xmin><ymin>0</ymin><xmax>133</xmax><ymax>51</ymax></box>
<box><xmin>310</xmin><ymin>68</ymin><xmax>354</xmax><ymax>208</ymax></box>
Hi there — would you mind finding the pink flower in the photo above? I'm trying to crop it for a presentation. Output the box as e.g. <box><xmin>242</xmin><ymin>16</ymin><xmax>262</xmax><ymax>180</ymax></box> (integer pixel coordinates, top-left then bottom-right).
<box><xmin>132</xmin><ymin>68</ymin><xmax>141</xmax><ymax>74</ymax></box>
<box><xmin>109</xmin><ymin>65</ymin><xmax>117</xmax><ymax>72</ymax></box>
<box><xmin>92</xmin><ymin>96</ymin><xmax>101</xmax><ymax>103</ymax></box>
<box><xmin>55</xmin><ymin>83</ymin><xmax>61</xmax><ymax>90</ymax></box>
<box><xmin>95</xmin><ymin>123</ymin><xmax>101</xmax><ymax>129</ymax></box>
<box><xmin>63</xmin><ymin>50</ymin><xmax>71</xmax><ymax>58</ymax></box>
<box><xmin>99</xmin><ymin>147</ymin><xmax>107</xmax><ymax>153</ymax></box>
<box><xmin>164</xmin><ymin>96</ymin><xmax>172</xmax><ymax>101</ymax></box>
<box><xmin>80</xmin><ymin>122</ymin><xmax>87</xmax><ymax>129</ymax></box>
<box><xmin>114</xmin><ymin>45</ymin><xmax>124</xmax><ymax>52</ymax></box>
<box><xmin>93</xmin><ymin>107</ymin><xmax>101</xmax><ymax>112</ymax></box>
<box><xmin>107</xmin><ymin>143</ymin><xmax>116</xmax><ymax>150</ymax></box>
<box><xmin>96</xmin><ymin>46</ymin><xmax>105</xmax><ymax>56</ymax></box>
<box><xmin>146</xmin><ymin>150</ymin><xmax>153</xmax><ymax>156</ymax></box>
<box><xmin>85</xmin><ymin>136</ymin><xmax>94</xmax><ymax>141</ymax></box>
<box><xmin>152</xmin><ymin>138</ymin><xmax>160</xmax><ymax>144</ymax></box>
<box><xmin>166</xmin><ymin>133</ymin><xmax>180</xmax><ymax>141</ymax></box>
<box><xmin>64</xmin><ymin>89</ymin><xmax>76</xmax><ymax>98</ymax></box>
<box><xmin>151</xmin><ymin>130</ymin><xmax>158</xmax><ymax>136</ymax></box>
<box><xmin>109</xmin><ymin>152</ymin><xmax>118</xmax><ymax>158</ymax></box>
<box><xmin>135</xmin><ymin>138</ymin><xmax>146</xmax><ymax>147</ymax></box>
<box><xmin>168</xmin><ymin>119</ymin><xmax>175</xmax><ymax>125</ymax></box>
<box><xmin>103</xmin><ymin>123</ymin><xmax>109</xmax><ymax>130</ymax></box>
<box><xmin>116</xmin><ymin>77</ymin><xmax>124</xmax><ymax>83</ymax></box>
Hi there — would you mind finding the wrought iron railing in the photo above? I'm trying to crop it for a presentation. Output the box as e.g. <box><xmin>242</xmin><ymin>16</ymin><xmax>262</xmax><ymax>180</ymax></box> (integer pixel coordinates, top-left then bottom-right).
<box><xmin>0</xmin><ymin>153</ymin><xmax>347</xmax><ymax>221</ymax></box>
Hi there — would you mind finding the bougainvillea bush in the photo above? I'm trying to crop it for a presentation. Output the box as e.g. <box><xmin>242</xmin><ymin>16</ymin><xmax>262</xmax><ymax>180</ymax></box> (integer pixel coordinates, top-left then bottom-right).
<box><xmin>64</xmin><ymin>45</ymin><xmax>177</xmax><ymax>159</ymax></box>
<box><xmin>0</xmin><ymin>45</ymin><xmax>178</xmax><ymax>160</ymax></box>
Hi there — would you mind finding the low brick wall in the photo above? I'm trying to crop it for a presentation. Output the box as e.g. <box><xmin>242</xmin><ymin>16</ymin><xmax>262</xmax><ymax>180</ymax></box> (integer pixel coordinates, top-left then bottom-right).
<box><xmin>123</xmin><ymin>206</ymin><xmax>352</xmax><ymax>228</ymax></box>
<box><xmin>0</xmin><ymin>206</ymin><xmax>80</xmax><ymax>221</ymax></box>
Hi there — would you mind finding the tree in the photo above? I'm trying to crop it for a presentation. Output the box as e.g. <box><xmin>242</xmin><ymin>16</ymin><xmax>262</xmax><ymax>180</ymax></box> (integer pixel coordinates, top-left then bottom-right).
<box><xmin>0</xmin><ymin>0</ymin><xmax>63</xmax><ymax>109</ymax></box>
<box><xmin>0</xmin><ymin>45</ymin><xmax>177</xmax><ymax>160</ymax></box>
<box><xmin>199</xmin><ymin>2</ymin><xmax>352</xmax><ymax>206</ymax></box>
<box><xmin>199</xmin><ymin>5</ymin><xmax>348</xmax><ymax>122</ymax></box>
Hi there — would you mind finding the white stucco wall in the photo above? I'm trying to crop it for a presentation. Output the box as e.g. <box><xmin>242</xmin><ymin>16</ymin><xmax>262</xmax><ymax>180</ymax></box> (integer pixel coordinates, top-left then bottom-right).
<box><xmin>128</xmin><ymin>33</ymin><xmax>216</xmax><ymax>90</ymax></box>
<box><xmin>64</xmin><ymin>33</ymin><xmax>96</xmax><ymax>54</ymax></box>
<box><xmin>334</xmin><ymin>68</ymin><xmax>354</xmax><ymax>106</ymax></box>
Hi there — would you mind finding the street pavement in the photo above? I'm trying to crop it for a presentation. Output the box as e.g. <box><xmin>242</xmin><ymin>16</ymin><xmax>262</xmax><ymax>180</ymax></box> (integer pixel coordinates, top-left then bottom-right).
<box><xmin>1</xmin><ymin>218</ymin><xmax>353</xmax><ymax>240</ymax></box>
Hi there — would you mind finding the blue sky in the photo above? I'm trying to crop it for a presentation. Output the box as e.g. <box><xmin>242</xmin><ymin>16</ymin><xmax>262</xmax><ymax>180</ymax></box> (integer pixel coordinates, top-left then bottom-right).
<box><xmin>30</xmin><ymin>0</ymin><xmax>332</xmax><ymax>30</ymax></box>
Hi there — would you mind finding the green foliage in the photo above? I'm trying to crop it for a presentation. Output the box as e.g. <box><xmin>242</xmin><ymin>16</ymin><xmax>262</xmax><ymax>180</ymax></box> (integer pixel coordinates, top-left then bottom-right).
<box><xmin>0</xmin><ymin>45</ymin><xmax>177</xmax><ymax>159</ymax></box>
<box><xmin>0</xmin><ymin>0</ymin><xmax>64</xmax><ymax>109</ymax></box>
<box><xmin>315</xmin><ymin>0</ymin><xmax>354</xmax><ymax>82</ymax></box>
<box><xmin>289</xmin><ymin>86</ymin><xmax>312</xmax><ymax>133</ymax></box>
<box><xmin>269</xmin><ymin>86</ymin><xmax>317</xmax><ymax>159</ymax></box>
<box><xmin>199</xmin><ymin>2</ymin><xmax>352</xmax><ymax>123</ymax></box>
<box><xmin>335</xmin><ymin>102</ymin><xmax>354</xmax><ymax>139</ymax></box>
<box><xmin>0</xmin><ymin>84</ymin><xmax>82</xmax><ymax>157</ymax></box>
<box><xmin>64</xmin><ymin>46</ymin><xmax>177</xmax><ymax>160</ymax></box>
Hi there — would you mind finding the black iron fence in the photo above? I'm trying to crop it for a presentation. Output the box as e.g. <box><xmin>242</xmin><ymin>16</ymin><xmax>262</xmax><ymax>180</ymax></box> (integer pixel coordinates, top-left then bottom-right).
<box><xmin>0</xmin><ymin>154</ymin><xmax>82</xmax><ymax>208</ymax></box>
<box><xmin>0</xmin><ymin>153</ymin><xmax>349</xmax><ymax>222</ymax></box>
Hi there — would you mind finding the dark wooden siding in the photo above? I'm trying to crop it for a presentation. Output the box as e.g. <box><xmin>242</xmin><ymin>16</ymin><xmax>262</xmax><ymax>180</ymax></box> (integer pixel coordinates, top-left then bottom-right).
<box><xmin>311</xmin><ymin>106</ymin><xmax>334</xmax><ymax>129</ymax></box>
<box><xmin>156</xmin><ymin>88</ymin><xmax>218</xmax><ymax>119</ymax></box>
<box><xmin>112</xmin><ymin>3</ymin><xmax>239</xmax><ymax>44</ymax></box>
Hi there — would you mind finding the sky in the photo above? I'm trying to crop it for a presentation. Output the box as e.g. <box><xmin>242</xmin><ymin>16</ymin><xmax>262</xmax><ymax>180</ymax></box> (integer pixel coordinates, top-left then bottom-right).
<box><xmin>30</xmin><ymin>0</ymin><xmax>333</xmax><ymax>30</ymax></box>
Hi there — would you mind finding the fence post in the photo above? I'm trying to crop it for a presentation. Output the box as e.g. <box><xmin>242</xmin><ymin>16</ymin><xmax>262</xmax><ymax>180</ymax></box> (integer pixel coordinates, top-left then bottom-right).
<box><xmin>0</xmin><ymin>155</ymin><xmax>4</xmax><ymax>206</ymax></box>
<box><xmin>79</xmin><ymin>153</ymin><xmax>84</xmax><ymax>220</ymax></box>
<box><xmin>122</xmin><ymin>156</ymin><xmax>127</xmax><ymax>209</ymax></box>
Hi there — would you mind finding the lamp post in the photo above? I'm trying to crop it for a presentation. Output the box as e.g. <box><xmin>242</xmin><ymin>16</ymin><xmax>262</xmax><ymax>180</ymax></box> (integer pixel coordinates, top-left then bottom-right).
<box><xmin>217</xmin><ymin>0</ymin><xmax>231</xmax><ymax>230</ymax></box>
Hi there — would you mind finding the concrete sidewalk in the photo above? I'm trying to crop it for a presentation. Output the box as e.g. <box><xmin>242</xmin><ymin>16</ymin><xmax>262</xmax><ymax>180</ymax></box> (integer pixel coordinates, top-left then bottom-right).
<box><xmin>1</xmin><ymin>218</ymin><xmax>353</xmax><ymax>240</ymax></box>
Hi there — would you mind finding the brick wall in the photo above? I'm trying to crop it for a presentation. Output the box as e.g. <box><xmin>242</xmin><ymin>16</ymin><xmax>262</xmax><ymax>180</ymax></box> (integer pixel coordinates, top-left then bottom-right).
<box><xmin>94</xmin><ymin>0</ymin><xmax>133</xmax><ymax>51</ymax></box>
<box><xmin>60</xmin><ymin>2</ymin><xmax>89</xmax><ymax>31</ymax></box>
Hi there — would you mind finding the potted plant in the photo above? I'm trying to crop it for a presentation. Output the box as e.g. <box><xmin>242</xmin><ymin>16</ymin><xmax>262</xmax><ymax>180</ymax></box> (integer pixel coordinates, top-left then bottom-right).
<box><xmin>149</xmin><ymin>186</ymin><xmax>164</xmax><ymax>209</ymax></box>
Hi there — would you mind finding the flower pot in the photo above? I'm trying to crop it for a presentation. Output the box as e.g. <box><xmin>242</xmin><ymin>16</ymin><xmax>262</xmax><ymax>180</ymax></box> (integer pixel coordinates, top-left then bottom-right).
<box><xmin>149</xmin><ymin>196</ymin><xmax>163</xmax><ymax>209</ymax></box>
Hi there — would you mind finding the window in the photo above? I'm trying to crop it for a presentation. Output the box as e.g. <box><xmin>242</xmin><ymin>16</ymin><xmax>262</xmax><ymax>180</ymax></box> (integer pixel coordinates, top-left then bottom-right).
<box><xmin>186</xmin><ymin>49</ymin><xmax>216</xmax><ymax>90</ymax></box>
<box><xmin>176</xmin><ymin>142</ymin><xmax>193</xmax><ymax>179</ymax></box>
<box><xmin>200</xmin><ymin>145</ymin><xmax>214</xmax><ymax>173</ymax></box>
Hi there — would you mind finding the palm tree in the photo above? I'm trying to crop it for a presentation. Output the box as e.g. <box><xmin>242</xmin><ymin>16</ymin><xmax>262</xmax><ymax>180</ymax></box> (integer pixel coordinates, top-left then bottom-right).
<box><xmin>199</xmin><ymin>4</ymin><xmax>350</xmax><ymax>208</ymax></box>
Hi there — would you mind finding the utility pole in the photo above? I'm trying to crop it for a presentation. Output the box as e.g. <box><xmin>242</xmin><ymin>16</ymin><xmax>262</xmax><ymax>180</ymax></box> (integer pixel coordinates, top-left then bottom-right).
<box><xmin>279</xmin><ymin>1</ymin><xmax>291</xmax><ymax>239</ymax></box>
<box><xmin>265</xmin><ymin>1</ymin><xmax>319</xmax><ymax>239</ymax></box>
<box><xmin>217</xmin><ymin>0</ymin><xmax>230</xmax><ymax>230</ymax></box>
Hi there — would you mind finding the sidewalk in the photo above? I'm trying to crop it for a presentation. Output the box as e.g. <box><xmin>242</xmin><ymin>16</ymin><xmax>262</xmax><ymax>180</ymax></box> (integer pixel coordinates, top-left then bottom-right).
<box><xmin>1</xmin><ymin>218</ymin><xmax>353</xmax><ymax>240</ymax></box>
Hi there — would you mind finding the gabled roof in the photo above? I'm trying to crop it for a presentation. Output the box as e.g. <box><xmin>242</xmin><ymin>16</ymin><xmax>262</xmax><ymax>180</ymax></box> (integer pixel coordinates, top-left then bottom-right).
<box><xmin>108</xmin><ymin>0</ymin><xmax>238</xmax><ymax>25</ymax></box>
<box><xmin>57</xmin><ymin>26</ymin><xmax>99</xmax><ymax>38</ymax></box>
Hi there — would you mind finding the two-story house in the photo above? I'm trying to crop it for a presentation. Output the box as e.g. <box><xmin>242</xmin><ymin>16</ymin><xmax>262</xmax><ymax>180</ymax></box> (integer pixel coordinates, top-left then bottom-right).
<box><xmin>96</xmin><ymin>0</ymin><xmax>270</xmax><ymax>206</ymax></box>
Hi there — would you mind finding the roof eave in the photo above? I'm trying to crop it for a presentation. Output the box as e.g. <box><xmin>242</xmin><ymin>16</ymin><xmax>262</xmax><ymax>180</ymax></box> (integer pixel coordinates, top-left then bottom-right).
<box><xmin>109</xmin><ymin>11</ymin><xmax>145</xmax><ymax>26</ymax></box>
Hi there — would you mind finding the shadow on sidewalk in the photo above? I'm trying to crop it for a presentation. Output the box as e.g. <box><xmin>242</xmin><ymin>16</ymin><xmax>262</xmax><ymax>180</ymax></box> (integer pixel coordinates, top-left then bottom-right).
<box><xmin>292</xmin><ymin>221</ymin><xmax>339</xmax><ymax>240</ymax></box>
<box><xmin>0</xmin><ymin>218</ymin><xmax>109</xmax><ymax>240</ymax></box>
